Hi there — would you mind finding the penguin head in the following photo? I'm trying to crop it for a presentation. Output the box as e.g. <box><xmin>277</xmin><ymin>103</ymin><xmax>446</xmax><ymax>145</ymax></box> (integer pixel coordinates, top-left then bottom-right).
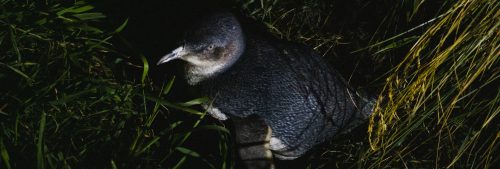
<box><xmin>157</xmin><ymin>12</ymin><xmax>245</xmax><ymax>85</ymax></box>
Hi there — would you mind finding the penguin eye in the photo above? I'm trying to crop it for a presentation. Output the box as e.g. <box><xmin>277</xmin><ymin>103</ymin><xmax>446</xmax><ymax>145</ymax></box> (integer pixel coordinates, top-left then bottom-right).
<box><xmin>206</xmin><ymin>44</ymin><xmax>215</xmax><ymax>51</ymax></box>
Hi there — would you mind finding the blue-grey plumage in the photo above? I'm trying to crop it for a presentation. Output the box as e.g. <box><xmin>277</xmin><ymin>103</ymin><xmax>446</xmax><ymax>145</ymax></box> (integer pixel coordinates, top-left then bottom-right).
<box><xmin>157</xmin><ymin>12</ymin><xmax>375</xmax><ymax>160</ymax></box>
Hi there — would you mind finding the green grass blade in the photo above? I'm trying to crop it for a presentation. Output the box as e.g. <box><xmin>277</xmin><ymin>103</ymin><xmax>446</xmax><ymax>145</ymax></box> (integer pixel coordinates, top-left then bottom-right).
<box><xmin>72</xmin><ymin>12</ymin><xmax>106</xmax><ymax>21</ymax></box>
<box><xmin>163</xmin><ymin>76</ymin><xmax>176</xmax><ymax>95</ymax></box>
<box><xmin>0</xmin><ymin>137</ymin><xmax>12</xmax><ymax>169</ymax></box>
<box><xmin>114</xmin><ymin>18</ymin><xmax>129</xmax><ymax>33</ymax></box>
<box><xmin>56</xmin><ymin>5</ymin><xmax>95</xmax><ymax>16</ymax></box>
<box><xmin>37</xmin><ymin>112</ymin><xmax>46</xmax><ymax>169</ymax></box>
<box><xmin>0</xmin><ymin>62</ymin><xmax>34</xmax><ymax>82</ymax></box>
<box><xmin>140</xmin><ymin>55</ymin><xmax>149</xmax><ymax>85</ymax></box>
<box><xmin>175</xmin><ymin>147</ymin><xmax>200</xmax><ymax>157</ymax></box>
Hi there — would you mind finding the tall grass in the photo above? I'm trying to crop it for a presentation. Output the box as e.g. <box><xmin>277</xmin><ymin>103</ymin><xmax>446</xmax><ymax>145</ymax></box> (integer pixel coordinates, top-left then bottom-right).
<box><xmin>0</xmin><ymin>0</ymin><xmax>231</xmax><ymax>168</ymax></box>
<box><xmin>365</xmin><ymin>0</ymin><xmax>499</xmax><ymax>168</ymax></box>
<box><xmin>240</xmin><ymin>0</ymin><xmax>341</xmax><ymax>57</ymax></box>
<box><xmin>237</xmin><ymin>0</ymin><xmax>498</xmax><ymax>168</ymax></box>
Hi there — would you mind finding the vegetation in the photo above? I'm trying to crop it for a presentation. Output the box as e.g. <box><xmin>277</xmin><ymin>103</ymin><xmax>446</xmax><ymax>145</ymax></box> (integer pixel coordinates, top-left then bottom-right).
<box><xmin>239</xmin><ymin>0</ymin><xmax>498</xmax><ymax>168</ymax></box>
<box><xmin>0</xmin><ymin>0</ymin><xmax>230</xmax><ymax>168</ymax></box>
<box><xmin>0</xmin><ymin>0</ymin><xmax>498</xmax><ymax>168</ymax></box>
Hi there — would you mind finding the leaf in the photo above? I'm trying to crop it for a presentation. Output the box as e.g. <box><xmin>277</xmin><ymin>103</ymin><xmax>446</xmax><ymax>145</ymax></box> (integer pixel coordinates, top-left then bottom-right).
<box><xmin>9</xmin><ymin>27</ymin><xmax>22</xmax><ymax>63</ymax></box>
<box><xmin>175</xmin><ymin>147</ymin><xmax>200</xmax><ymax>157</ymax></box>
<box><xmin>35</xmin><ymin>18</ymin><xmax>47</xmax><ymax>25</ymax></box>
<box><xmin>374</xmin><ymin>36</ymin><xmax>419</xmax><ymax>55</ymax></box>
<box><xmin>162</xmin><ymin>76</ymin><xmax>176</xmax><ymax>95</ymax></box>
<box><xmin>72</xmin><ymin>12</ymin><xmax>106</xmax><ymax>21</ymax></box>
<box><xmin>140</xmin><ymin>55</ymin><xmax>149</xmax><ymax>85</ymax></box>
<box><xmin>136</xmin><ymin>136</ymin><xmax>161</xmax><ymax>155</ymax></box>
<box><xmin>114</xmin><ymin>18</ymin><xmax>129</xmax><ymax>33</ymax></box>
<box><xmin>169</xmin><ymin>121</ymin><xmax>183</xmax><ymax>130</ymax></box>
<box><xmin>78</xmin><ymin>25</ymin><xmax>104</xmax><ymax>33</ymax></box>
<box><xmin>56</xmin><ymin>5</ymin><xmax>95</xmax><ymax>16</ymax></box>
<box><xmin>110</xmin><ymin>160</ymin><xmax>117</xmax><ymax>169</ymax></box>
<box><xmin>178</xmin><ymin>97</ymin><xmax>209</xmax><ymax>107</ymax></box>
<box><xmin>199</xmin><ymin>125</ymin><xmax>231</xmax><ymax>134</ymax></box>
<box><xmin>49</xmin><ymin>89</ymin><xmax>95</xmax><ymax>105</ymax></box>
<box><xmin>0</xmin><ymin>137</ymin><xmax>12</xmax><ymax>169</ymax></box>
<box><xmin>36</xmin><ymin>112</ymin><xmax>46</xmax><ymax>169</ymax></box>
<box><xmin>145</xmin><ymin>95</ymin><xmax>204</xmax><ymax>116</ymax></box>
<box><xmin>0</xmin><ymin>62</ymin><xmax>33</xmax><ymax>82</ymax></box>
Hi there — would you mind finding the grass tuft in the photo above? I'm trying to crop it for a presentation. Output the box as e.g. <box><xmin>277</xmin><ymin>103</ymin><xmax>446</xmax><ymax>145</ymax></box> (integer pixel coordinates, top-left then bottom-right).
<box><xmin>237</xmin><ymin>0</ymin><xmax>499</xmax><ymax>168</ymax></box>
<box><xmin>0</xmin><ymin>0</ymin><xmax>231</xmax><ymax>168</ymax></box>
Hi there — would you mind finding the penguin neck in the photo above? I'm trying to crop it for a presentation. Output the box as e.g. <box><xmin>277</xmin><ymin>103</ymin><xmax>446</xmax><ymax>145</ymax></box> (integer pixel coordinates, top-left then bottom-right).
<box><xmin>185</xmin><ymin>36</ymin><xmax>246</xmax><ymax>85</ymax></box>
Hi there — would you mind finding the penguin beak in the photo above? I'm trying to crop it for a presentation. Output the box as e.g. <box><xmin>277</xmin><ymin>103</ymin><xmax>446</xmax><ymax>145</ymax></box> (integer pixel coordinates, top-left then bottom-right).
<box><xmin>157</xmin><ymin>46</ymin><xmax>186</xmax><ymax>65</ymax></box>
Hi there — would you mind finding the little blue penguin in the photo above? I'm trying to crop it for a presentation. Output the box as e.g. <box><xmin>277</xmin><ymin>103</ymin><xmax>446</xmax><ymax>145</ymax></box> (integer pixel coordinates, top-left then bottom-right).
<box><xmin>157</xmin><ymin>12</ymin><xmax>375</xmax><ymax>169</ymax></box>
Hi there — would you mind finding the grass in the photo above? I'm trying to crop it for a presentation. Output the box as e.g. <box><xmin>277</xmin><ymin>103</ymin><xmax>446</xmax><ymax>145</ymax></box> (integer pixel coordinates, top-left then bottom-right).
<box><xmin>0</xmin><ymin>0</ymin><xmax>498</xmax><ymax>168</ymax></box>
<box><xmin>0</xmin><ymin>0</ymin><xmax>231</xmax><ymax>168</ymax></box>
<box><xmin>237</xmin><ymin>0</ymin><xmax>498</xmax><ymax>168</ymax></box>
<box><xmin>365</xmin><ymin>1</ymin><xmax>499</xmax><ymax>168</ymax></box>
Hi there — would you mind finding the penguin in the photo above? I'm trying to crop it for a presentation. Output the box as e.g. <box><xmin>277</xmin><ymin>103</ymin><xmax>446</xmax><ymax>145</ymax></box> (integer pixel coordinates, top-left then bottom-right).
<box><xmin>157</xmin><ymin>12</ymin><xmax>375</xmax><ymax>169</ymax></box>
